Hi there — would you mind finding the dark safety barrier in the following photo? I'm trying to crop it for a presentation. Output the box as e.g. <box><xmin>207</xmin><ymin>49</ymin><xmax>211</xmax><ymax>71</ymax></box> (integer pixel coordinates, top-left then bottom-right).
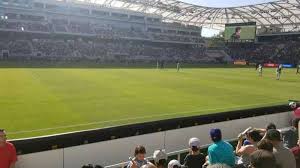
<box><xmin>11</xmin><ymin>104</ymin><xmax>290</xmax><ymax>155</ymax></box>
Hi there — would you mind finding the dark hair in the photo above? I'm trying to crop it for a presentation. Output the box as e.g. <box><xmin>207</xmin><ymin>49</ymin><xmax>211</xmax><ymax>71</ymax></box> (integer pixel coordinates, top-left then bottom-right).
<box><xmin>266</xmin><ymin>123</ymin><xmax>276</xmax><ymax>130</ymax></box>
<box><xmin>0</xmin><ymin>129</ymin><xmax>4</xmax><ymax>132</ymax></box>
<box><xmin>265</xmin><ymin>129</ymin><xmax>281</xmax><ymax>141</ymax></box>
<box><xmin>191</xmin><ymin>146</ymin><xmax>199</xmax><ymax>152</ymax></box>
<box><xmin>81</xmin><ymin>164</ymin><xmax>94</xmax><ymax>168</ymax></box>
<box><xmin>94</xmin><ymin>165</ymin><xmax>103</xmax><ymax>168</ymax></box>
<box><xmin>134</xmin><ymin>145</ymin><xmax>146</xmax><ymax>156</ymax></box>
<box><xmin>250</xmin><ymin>150</ymin><xmax>276</xmax><ymax>168</ymax></box>
<box><xmin>235</xmin><ymin>27</ymin><xmax>241</xmax><ymax>32</ymax></box>
<box><xmin>247</xmin><ymin>130</ymin><xmax>262</xmax><ymax>142</ymax></box>
<box><xmin>257</xmin><ymin>139</ymin><xmax>273</xmax><ymax>152</ymax></box>
<box><xmin>292</xmin><ymin>118</ymin><xmax>300</xmax><ymax>129</ymax></box>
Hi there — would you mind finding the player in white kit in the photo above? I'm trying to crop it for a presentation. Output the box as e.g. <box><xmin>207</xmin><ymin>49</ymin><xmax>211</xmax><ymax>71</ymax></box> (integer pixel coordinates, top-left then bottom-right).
<box><xmin>258</xmin><ymin>64</ymin><xmax>263</xmax><ymax>77</ymax></box>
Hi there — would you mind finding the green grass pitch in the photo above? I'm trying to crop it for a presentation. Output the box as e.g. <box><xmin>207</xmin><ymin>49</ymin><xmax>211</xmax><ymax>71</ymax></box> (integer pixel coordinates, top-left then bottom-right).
<box><xmin>1</xmin><ymin>67</ymin><xmax>300</xmax><ymax>139</ymax></box>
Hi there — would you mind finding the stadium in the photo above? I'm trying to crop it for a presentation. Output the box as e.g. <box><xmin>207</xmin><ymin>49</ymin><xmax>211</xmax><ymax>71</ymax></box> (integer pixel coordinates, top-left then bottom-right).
<box><xmin>1</xmin><ymin>0</ymin><xmax>300</xmax><ymax>168</ymax></box>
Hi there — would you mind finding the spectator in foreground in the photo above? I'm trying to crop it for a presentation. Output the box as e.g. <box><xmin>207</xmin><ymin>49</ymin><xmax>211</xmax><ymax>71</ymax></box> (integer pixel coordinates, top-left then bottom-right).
<box><xmin>290</xmin><ymin>101</ymin><xmax>300</xmax><ymax>119</ymax></box>
<box><xmin>206</xmin><ymin>129</ymin><xmax>235</xmax><ymax>167</ymax></box>
<box><xmin>281</xmin><ymin>118</ymin><xmax>299</xmax><ymax>148</ymax></box>
<box><xmin>257</xmin><ymin>139</ymin><xmax>273</xmax><ymax>152</ymax></box>
<box><xmin>153</xmin><ymin>149</ymin><xmax>167</xmax><ymax>168</ymax></box>
<box><xmin>254</xmin><ymin>123</ymin><xmax>277</xmax><ymax>140</ymax></box>
<box><xmin>167</xmin><ymin>160</ymin><xmax>181</xmax><ymax>168</ymax></box>
<box><xmin>184</xmin><ymin>137</ymin><xmax>205</xmax><ymax>168</ymax></box>
<box><xmin>290</xmin><ymin>140</ymin><xmax>300</xmax><ymax>168</ymax></box>
<box><xmin>128</xmin><ymin>145</ymin><xmax>149</xmax><ymax>168</ymax></box>
<box><xmin>0</xmin><ymin>129</ymin><xmax>17</xmax><ymax>168</ymax></box>
<box><xmin>265</xmin><ymin>129</ymin><xmax>296</xmax><ymax>168</ymax></box>
<box><xmin>249</xmin><ymin>150</ymin><xmax>277</xmax><ymax>168</ymax></box>
<box><xmin>236</xmin><ymin>130</ymin><xmax>262</xmax><ymax>167</ymax></box>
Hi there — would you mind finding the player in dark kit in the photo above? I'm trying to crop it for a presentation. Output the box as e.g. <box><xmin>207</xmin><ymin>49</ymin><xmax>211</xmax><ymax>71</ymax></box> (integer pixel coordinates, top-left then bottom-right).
<box><xmin>276</xmin><ymin>64</ymin><xmax>283</xmax><ymax>80</ymax></box>
<box><xmin>255</xmin><ymin>63</ymin><xmax>259</xmax><ymax>70</ymax></box>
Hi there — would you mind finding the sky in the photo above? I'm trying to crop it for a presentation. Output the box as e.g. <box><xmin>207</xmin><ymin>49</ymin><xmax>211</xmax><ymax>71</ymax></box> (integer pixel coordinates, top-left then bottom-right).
<box><xmin>180</xmin><ymin>0</ymin><xmax>275</xmax><ymax>8</ymax></box>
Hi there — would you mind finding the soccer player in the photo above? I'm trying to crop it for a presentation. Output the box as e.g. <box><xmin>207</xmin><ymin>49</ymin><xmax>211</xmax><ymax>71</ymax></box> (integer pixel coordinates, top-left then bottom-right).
<box><xmin>258</xmin><ymin>64</ymin><xmax>263</xmax><ymax>77</ymax></box>
<box><xmin>296</xmin><ymin>64</ymin><xmax>300</xmax><ymax>74</ymax></box>
<box><xmin>176</xmin><ymin>61</ymin><xmax>180</xmax><ymax>72</ymax></box>
<box><xmin>255</xmin><ymin>63</ymin><xmax>259</xmax><ymax>70</ymax></box>
<box><xmin>276</xmin><ymin>64</ymin><xmax>283</xmax><ymax>80</ymax></box>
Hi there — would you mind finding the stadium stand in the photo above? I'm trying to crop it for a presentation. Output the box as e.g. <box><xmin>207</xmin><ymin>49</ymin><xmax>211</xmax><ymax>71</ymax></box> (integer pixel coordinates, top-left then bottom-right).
<box><xmin>0</xmin><ymin>0</ymin><xmax>223</xmax><ymax>63</ymax></box>
<box><xmin>226</xmin><ymin>39</ymin><xmax>300</xmax><ymax>64</ymax></box>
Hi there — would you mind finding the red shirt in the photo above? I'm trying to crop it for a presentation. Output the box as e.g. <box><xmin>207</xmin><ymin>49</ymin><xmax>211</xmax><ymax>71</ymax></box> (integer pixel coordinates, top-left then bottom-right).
<box><xmin>0</xmin><ymin>142</ymin><xmax>17</xmax><ymax>168</ymax></box>
<box><xmin>293</xmin><ymin>107</ymin><xmax>300</xmax><ymax>118</ymax></box>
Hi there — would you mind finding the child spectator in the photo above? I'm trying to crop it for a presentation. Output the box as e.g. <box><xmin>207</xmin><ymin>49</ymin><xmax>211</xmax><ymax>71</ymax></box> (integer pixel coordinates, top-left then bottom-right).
<box><xmin>184</xmin><ymin>137</ymin><xmax>205</xmax><ymax>168</ymax></box>
<box><xmin>153</xmin><ymin>149</ymin><xmax>167</xmax><ymax>168</ymax></box>
<box><xmin>128</xmin><ymin>145</ymin><xmax>149</xmax><ymax>168</ymax></box>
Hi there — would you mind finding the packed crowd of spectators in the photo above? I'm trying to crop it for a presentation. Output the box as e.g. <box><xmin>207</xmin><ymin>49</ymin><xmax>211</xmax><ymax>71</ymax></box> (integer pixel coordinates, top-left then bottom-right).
<box><xmin>0</xmin><ymin>20</ymin><xmax>204</xmax><ymax>44</ymax></box>
<box><xmin>227</xmin><ymin>39</ymin><xmax>300</xmax><ymax>64</ymax></box>
<box><xmin>0</xmin><ymin>38</ymin><xmax>210</xmax><ymax>63</ymax></box>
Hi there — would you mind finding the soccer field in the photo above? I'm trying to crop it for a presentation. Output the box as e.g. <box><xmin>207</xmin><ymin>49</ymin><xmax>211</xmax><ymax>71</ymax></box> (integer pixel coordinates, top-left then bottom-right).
<box><xmin>1</xmin><ymin>68</ymin><xmax>300</xmax><ymax>139</ymax></box>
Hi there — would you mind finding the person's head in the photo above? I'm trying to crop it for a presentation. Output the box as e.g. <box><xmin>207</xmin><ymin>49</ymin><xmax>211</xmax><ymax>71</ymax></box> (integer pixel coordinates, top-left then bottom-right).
<box><xmin>265</xmin><ymin>129</ymin><xmax>281</xmax><ymax>145</ymax></box>
<box><xmin>289</xmin><ymin>102</ymin><xmax>297</xmax><ymax>109</ymax></box>
<box><xmin>250</xmin><ymin>150</ymin><xmax>277</xmax><ymax>168</ymax></box>
<box><xmin>257</xmin><ymin>139</ymin><xmax>273</xmax><ymax>152</ymax></box>
<box><xmin>266</xmin><ymin>123</ymin><xmax>276</xmax><ymax>131</ymax></box>
<box><xmin>207</xmin><ymin>164</ymin><xmax>231</xmax><ymax>168</ymax></box>
<box><xmin>153</xmin><ymin>149</ymin><xmax>167</xmax><ymax>168</ymax></box>
<box><xmin>134</xmin><ymin>145</ymin><xmax>146</xmax><ymax>161</ymax></box>
<box><xmin>0</xmin><ymin>129</ymin><xmax>7</xmax><ymax>144</ymax></box>
<box><xmin>81</xmin><ymin>164</ymin><xmax>94</xmax><ymax>168</ymax></box>
<box><xmin>235</xmin><ymin>27</ymin><xmax>241</xmax><ymax>34</ymax></box>
<box><xmin>210</xmin><ymin>128</ymin><xmax>222</xmax><ymax>143</ymax></box>
<box><xmin>292</xmin><ymin>118</ymin><xmax>300</xmax><ymax>129</ymax></box>
<box><xmin>188</xmin><ymin>137</ymin><xmax>201</xmax><ymax>153</ymax></box>
<box><xmin>246</xmin><ymin>130</ymin><xmax>262</xmax><ymax>143</ymax></box>
<box><xmin>168</xmin><ymin>160</ymin><xmax>181</xmax><ymax>168</ymax></box>
<box><xmin>94</xmin><ymin>165</ymin><xmax>103</xmax><ymax>168</ymax></box>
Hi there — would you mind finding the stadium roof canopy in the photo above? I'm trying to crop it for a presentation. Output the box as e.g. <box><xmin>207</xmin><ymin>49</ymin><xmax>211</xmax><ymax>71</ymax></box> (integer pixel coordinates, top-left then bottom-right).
<box><xmin>74</xmin><ymin>0</ymin><xmax>300</xmax><ymax>30</ymax></box>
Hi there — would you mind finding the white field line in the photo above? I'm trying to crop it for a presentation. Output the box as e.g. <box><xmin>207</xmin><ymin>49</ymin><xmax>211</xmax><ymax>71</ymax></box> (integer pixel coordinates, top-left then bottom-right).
<box><xmin>8</xmin><ymin>101</ymin><xmax>286</xmax><ymax>135</ymax></box>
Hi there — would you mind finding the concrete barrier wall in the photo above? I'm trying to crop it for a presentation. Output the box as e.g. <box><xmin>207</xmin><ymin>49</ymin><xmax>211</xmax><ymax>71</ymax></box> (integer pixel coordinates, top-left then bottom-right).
<box><xmin>16</xmin><ymin>111</ymin><xmax>291</xmax><ymax>168</ymax></box>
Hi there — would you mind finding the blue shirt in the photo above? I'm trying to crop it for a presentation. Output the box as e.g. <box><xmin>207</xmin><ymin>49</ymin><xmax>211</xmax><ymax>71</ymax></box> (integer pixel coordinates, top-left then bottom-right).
<box><xmin>208</xmin><ymin>140</ymin><xmax>235</xmax><ymax>167</ymax></box>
